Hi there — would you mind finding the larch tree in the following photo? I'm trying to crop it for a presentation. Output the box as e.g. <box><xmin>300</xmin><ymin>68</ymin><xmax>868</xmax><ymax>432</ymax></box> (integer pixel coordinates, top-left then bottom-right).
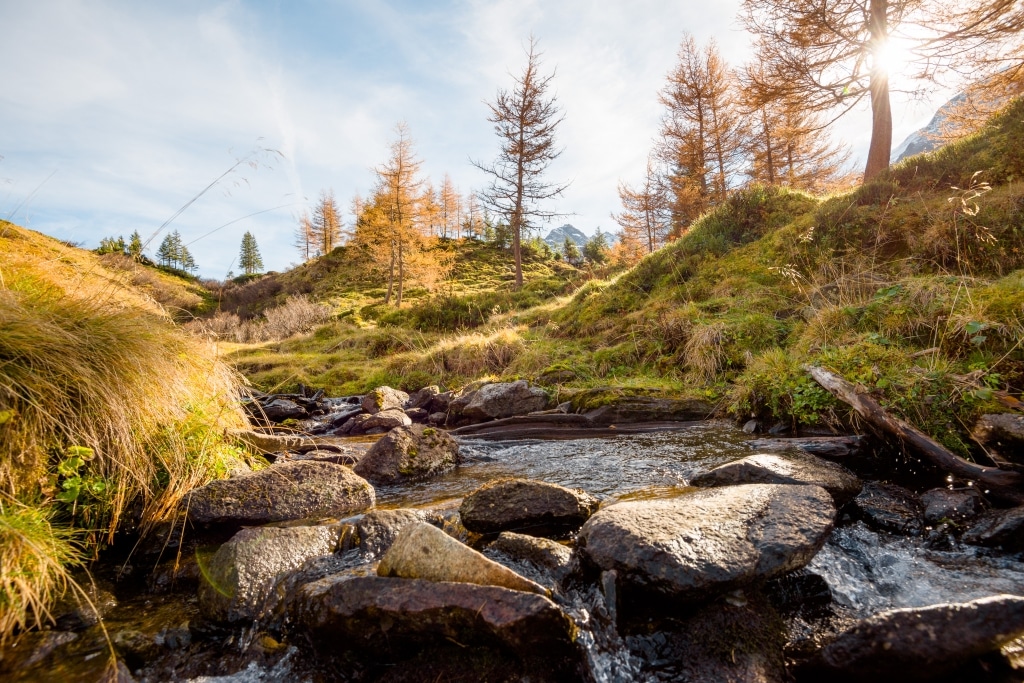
<box><xmin>439</xmin><ymin>174</ymin><xmax>462</xmax><ymax>239</ymax></box>
<box><xmin>741</xmin><ymin>0</ymin><xmax>1024</xmax><ymax>182</ymax></box>
<box><xmin>239</xmin><ymin>231</ymin><xmax>264</xmax><ymax>275</ymax></box>
<box><xmin>294</xmin><ymin>210</ymin><xmax>316</xmax><ymax>261</ymax></box>
<box><xmin>658</xmin><ymin>35</ymin><xmax>747</xmax><ymax>233</ymax></box>
<box><xmin>475</xmin><ymin>37</ymin><xmax>569</xmax><ymax>288</ymax></box>
<box><xmin>311</xmin><ymin>189</ymin><xmax>343</xmax><ymax>255</ymax></box>
<box><xmin>612</xmin><ymin>154</ymin><xmax>671</xmax><ymax>258</ymax></box>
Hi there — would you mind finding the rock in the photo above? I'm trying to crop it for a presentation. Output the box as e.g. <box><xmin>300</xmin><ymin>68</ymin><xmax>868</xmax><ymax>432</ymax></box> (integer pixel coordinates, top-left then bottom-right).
<box><xmin>450</xmin><ymin>380</ymin><xmax>550</xmax><ymax>421</ymax></box>
<box><xmin>459</xmin><ymin>478</ymin><xmax>600</xmax><ymax>536</ymax></box>
<box><xmin>0</xmin><ymin>631</ymin><xmax>78</xmax><ymax>673</ymax></box>
<box><xmin>252</xmin><ymin>398</ymin><xmax>307</xmax><ymax>422</ymax></box>
<box><xmin>484</xmin><ymin>532</ymin><xmax>576</xmax><ymax>592</ymax></box>
<box><xmin>406</xmin><ymin>385</ymin><xmax>441</xmax><ymax>410</ymax></box>
<box><xmin>577</xmin><ymin>484</ymin><xmax>835</xmax><ymax>601</ymax></box>
<box><xmin>186</xmin><ymin>460</ymin><xmax>375</xmax><ymax>528</ymax></box>
<box><xmin>50</xmin><ymin>576</ymin><xmax>117</xmax><ymax>631</ymax></box>
<box><xmin>747</xmin><ymin>436</ymin><xmax>867</xmax><ymax>459</ymax></box>
<box><xmin>568</xmin><ymin>387</ymin><xmax>715</xmax><ymax>425</ymax></box>
<box><xmin>743</xmin><ymin>419</ymin><xmax>760</xmax><ymax>433</ymax></box>
<box><xmin>198</xmin><ymin>523</ymin><xmax>342</xmax><ymax>623</ymax></box>
<box><xmin>849</xmin><ymin>482</ymin><xmax>924</xmax><ymax>535</ymax></box>
<box><xmin>427</xmin><ymin>391</ymin><xmax>453</xmax><ymax>414</ymax></box>
<box><xmin>963</xmin><ymin>505</ymin><xmax>1024</xmax><ymax>550</ymax></box>
<box><xmin>920</xmin><ymin>487</ymin><xmax>987</xmax><ymax>524</ymax></box>
<box><xmin>692</xmin><ymin>453</ymin><xmax>862</xmax><ymax>506</ymax></box>
<box><xmin>427</xmin><ymin>411</ymin><xmax>447</xmax><ymax>425</ymax></box>
<box><xmin>355</xmin><ymin>508</ymin><xmax>441</xmax><ymax>557</ymax></box>
<box><xmin>973</xmin><ymin>413</ymin><xmax>1024</xmax><ymax>462</ymax></box>
<box><xmin>803</xmin><ymin>595</ymin><xmax>1024</xmax><ymax>681</ymax></box>
<box><xmin>378</xmin><ymin>521</ymin><xmax>548</xmax><ymax>595</ymax></box>
<box><xmin>361</xmin><ymin>386</ymin><xmax>409</xmax><ymax>415</ymax></box>
<box><xmin>405</xmin><ymin>407</ymin><xmax>429</xmax><ymax>422</ymax></box>
<box><xmin>334</xmin><ymin>413</ymin><xmax>372</xmax><ymax>435</ymax></box>
<box><xmin>360</xmin><ymin>408</ymin><xmax>412</xmax><ymax>433</ymax></box>
<box><xmin>291</xmin><ymin>575</ymin><xmax>576</xmax><ymax>661</ymax></box>
<box><xmin>228</xmin><ymin>429</ymin><xmax>305</xmax><ymax>454</ymax></box>
<box><xmin>353</xmin><ymin>424</ymin><xmax>460</xmax><ymax>485</ymax></box>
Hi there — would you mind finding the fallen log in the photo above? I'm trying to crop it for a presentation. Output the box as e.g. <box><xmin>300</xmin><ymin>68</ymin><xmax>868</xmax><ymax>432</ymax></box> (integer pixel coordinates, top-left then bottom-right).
<box><xmin>804</xmin><ymin>365</ymin><xmax>1024</xmax><ymax>500</ymax></box>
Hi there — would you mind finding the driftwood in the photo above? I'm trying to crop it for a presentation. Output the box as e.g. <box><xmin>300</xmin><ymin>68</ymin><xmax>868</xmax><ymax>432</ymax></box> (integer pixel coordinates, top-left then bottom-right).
<box><xmin>804</xmin><ymin>365</ymin><xmax>1024</xmax><ymax>499</ymax></box>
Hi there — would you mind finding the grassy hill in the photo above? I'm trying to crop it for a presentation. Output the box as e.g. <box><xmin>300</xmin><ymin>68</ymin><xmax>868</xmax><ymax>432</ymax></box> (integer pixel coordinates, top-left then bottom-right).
<box><xmin>221</xmin><ymin>97</ymin><xmax>1024</xmax><ymax>458</ymax></box>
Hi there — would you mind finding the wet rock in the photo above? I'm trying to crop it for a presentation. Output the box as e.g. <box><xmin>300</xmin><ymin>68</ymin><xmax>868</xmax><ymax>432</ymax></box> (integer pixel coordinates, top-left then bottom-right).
<box><xmin>802</xmin><ymin>595</ymin><xmax>1024</xmax><ymax>681</ymax></box>
<box><xmin>427</xmin><ymin>391</ymin><xmax>453</xmax><ymax>415</ymax></box>
<box><xmin>849</xmin><ymin>482</ymin><xmax>924</xmax><ymax>535</ymax></box>
<box><xmin>335</xmin><ymin>413</ymin><xmax>373</xmax><ymax>435</ymax></box>
<box><xmin>692</xmin><ymin>453</ymin><xmax>862</xmax><ymax>506</ymax></box>
<box><xmin>378</xmin><ymin>521</ymin><xmax>548</xmax><ymax>595</ymax></box>
<box><xmin>747</xmin><ymin>436</ymin><xmax>867</xmax><ymax>459</ymax></box>
<box><xmin>353</xmin><ymin>424</ymin><xmax>460</xmax><ymax>485</ymax></box>
<box><xmin>973</xmin><ymin>413</ymin><xmax>1024</xmax><ymax>462</ymax></box>
<box><xmin>450</xmin><ymin>380</ymin><xmax>550</xmax><ymax>421</ymax></box>
<box><xmin>763</xmin><ymin>569</ymin><xmax>833</xmax><ymax>613</ymax></box>
<box><xmin>406</xmin><ymin>385</ymin><xmax>441</xmax><ymax>410</ymax></box>
<box><xmin>360</xmin><ymin>408</ymin><xmax>412</xmax><ymax>433</ymax></box>
<box><xmin>459</xmin><ymin>478</ymin><xmax>600</xmax><ymax>537</ymax></box>
<box><xmin>920</xmin><ymin>487</ymin><xmax>987</xmax><ymax>524</ymax></box>
<box><xmin>743</xmin><ymin>419</ymin><xmax>760</xmax><ymax>433</ymax></box>
<box><xmin>249</xmin><ymin>397</ymin><xmax>307</xmax><ymax>422</ymax></box>
<box><xmin>228</xmin><ymin>429</ymin><xmax>305</xmax><ymax>455</ymax></box>
<box><xmin>360</xmin><ymin>386</ymin><xmax>409</xmax><ymax>415</ymax></box>
<box><xmin>186</xmin><ymin>460</ymin><xmax>375</xmax><ymax>528</ymax></box>
<box><xmin>572</xmin><ymin>389</ymin><xmax>715</xmax><ymax>425</ymax></box>
<box><xmin>484</xmin><ymin>532</ymin><xmax>576</xmax><ymax>592</ymax></box>
<box><xmin>50</xmin><ymin>575</ymin><xmax>118</xmax><ymax>631</ymax></box>
<box><xmin>0</xmin><ymin>631</ymin><xmax>78</xmax><ymax>673</ymax></box>
<box><xmin>577</xmin><ymin>484</ymin><xmax>835</xmax><ymax>602</ymax></box>
<box><xmin>355</xmin><ymin>508</ymin><xmax>441</xmax><ymax>557</ymax></box>
<box><xmin>198</xmin><ymin>523</ymin><xmax>343</xmax><ymax>623</ymax></box>
<box><xmin>291</xmin><ymin>575</ymin><xmax>576</xmax><ymax>661</ymax></box>
<box><xmin>963</xmin><ymin>505</ymin><xmax>1024</xmax><ymax>550</ymax></box>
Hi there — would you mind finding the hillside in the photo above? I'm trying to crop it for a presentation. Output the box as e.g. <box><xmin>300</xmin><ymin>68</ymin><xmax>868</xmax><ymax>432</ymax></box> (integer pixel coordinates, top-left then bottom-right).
<box><xmin>215</xmin><ymin>97</ymin><xmax>1024</xmax><ymax>459</ymax></box>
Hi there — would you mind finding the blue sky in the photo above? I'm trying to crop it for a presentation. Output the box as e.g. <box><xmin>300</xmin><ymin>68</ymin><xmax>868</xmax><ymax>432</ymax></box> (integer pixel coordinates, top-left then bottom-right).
<box><xmin>0</xmin><ymin>0</ymin><xmax>946</xmax><ymax>278</ymax></box>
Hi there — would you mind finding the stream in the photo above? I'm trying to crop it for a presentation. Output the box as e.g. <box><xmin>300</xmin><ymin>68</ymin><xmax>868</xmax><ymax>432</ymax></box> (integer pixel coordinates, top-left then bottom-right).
<box><xmin>7</xmin><ymin>422</ymin><xmax>1024</xmax><ymax>682</ymax></box>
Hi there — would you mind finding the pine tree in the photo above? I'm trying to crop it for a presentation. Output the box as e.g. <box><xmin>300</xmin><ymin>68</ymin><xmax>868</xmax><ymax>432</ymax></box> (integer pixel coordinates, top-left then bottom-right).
<box><xmin>563</xmin><ymin>237</ymin><xmax>583</xmax><ymax>267</ymax></box>
<box><xmin>127</xmin><ymin>231</ymin><xmax>144</xmax><ymax>260</ymax></box>
<box><xmin>239</xmin><ymin>231</ymin><xmax>264</xmax><ymax>275</ymax></box>
<box><xmin>156</xmin><ymin>233</ymin><xmax>175</xmax><ymax>267</ymax></box>
<box><xmin>583</xmin><ymin>231</ymin><xmax>610</xmax><ymax>265</ymax></box>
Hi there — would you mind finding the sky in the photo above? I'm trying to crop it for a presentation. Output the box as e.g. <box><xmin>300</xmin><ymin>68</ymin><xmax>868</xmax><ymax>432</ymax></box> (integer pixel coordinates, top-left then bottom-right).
<box><xmin>0</xmin><ymin>0</ymin><xmax>949</xmax><ymax>278</ymax></box>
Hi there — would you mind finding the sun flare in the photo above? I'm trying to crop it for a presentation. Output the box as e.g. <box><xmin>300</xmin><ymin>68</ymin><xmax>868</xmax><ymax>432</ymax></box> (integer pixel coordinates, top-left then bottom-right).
<box><xmin>873</xmin><ymin>38</ymin><xmax>915</xmax><ymax>77</ymax></box>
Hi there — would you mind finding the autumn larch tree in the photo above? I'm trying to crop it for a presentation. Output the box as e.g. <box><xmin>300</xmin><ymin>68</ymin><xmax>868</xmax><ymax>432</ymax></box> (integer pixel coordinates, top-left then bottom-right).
<box><xmin>294</xmin><ymin>210</ymin><xmax>316</xmax><ymax>261</ymax></box>
<box><xmin>741</xmin><ymin>0</ymin><xmax>1024</xmax><ymax>181</ymax></box>
<box><xmin>475</xmin><ymin>37</ymin><xmax>569</xmax><ymax>288</ymax></box>
<box><xmin>310</xmin><ymin>189</ymin><xmax>343</xmax><ymax>255</ymax></box>
<box><xmin>239</xmin><ymin>231</ymin><xmax>264</xmax><ymax>275</ymax></box>
<box><xmin>439</xmin><ymin>174</ymin><xmax>462</xmax><ymax>239</ymax></box>
<box><xmin>612</xmin><ymin>153</ymin><xmax>671</xmax><ymax>259</ymax></box>
<box><xmin>658</xmin><ymin>35</ymin><xmax>746</xmax><ymax>233</ymax></box>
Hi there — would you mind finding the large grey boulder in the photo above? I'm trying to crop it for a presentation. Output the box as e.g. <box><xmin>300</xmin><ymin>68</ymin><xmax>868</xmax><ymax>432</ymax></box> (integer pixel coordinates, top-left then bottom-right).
<box><xmin>406</xmin><ymin>385</ymin><xmax>441</xmax><ymax>410</ymax></box>
<box><xmin>460</xmin><ymin>478</ymin><xmax>600</xmax><ymax>536</ymax></box>
<box><xmin>577</xmin><ymin>484</ymin><xmax>834</xmax><ymax>601</ymax></box>
<box><xmin>963</xmin><ymin>505</ymin><xmax>1024</xmax><ymax>550</ymax></box>
<box><xmin>198</xmin><ymin>524</ymin><xmax>341</xmax><ymax>623</ymax></box>
<box><xmin>186</xmin><ymin>460</ymin><xmax>375</xmax><ymax>528</ymax></box>
<box><xmin>361</xmin><ymin>408</ymin><xmax>412</xmax><ymax>433</ymax></box>
<box><xmin>450</xmin><ymin>380</ymin><xmax>550</xmax><ymax>421</ymax></box>
<box><xmin>290</xmin><ymin>575</ymin><xmax>576</xmax><ymax>661</ymax></box>
<box><xmin>354</xmin><ymin>508</ymin><xmax>442</xmax><ymax>557</ymax></box>
<box><xmin>484</xmin><ymin>532</ymin><xmax>576</xmax><ymax>592</ymax></box>
<box><xmin>353</xmin><ymin>424</ymin><xmax>460</xmax><ymax>485</ymax></box>
<box><xmin>360</xmin><ymin>386</ymin><xmax>409</xmax><ymax>415</ymax></box>
<box><xmin>803</xmin><ymin>595</ymin><xmax>1024</xmax><ymax>681</ymax></box>
<box><xmin>973</xmin><ymin>413</ymin><xmax>1024</xmax><ymax>463</ymax></box>
<box><xmin>378</xmin><ymin>522</ymin><xmax>547</xmax><ymax>595</ymax></box>
<box><xmin>692</xmin><ymin>453</ymin><xmax>862</xmax><ymax>505</ymax></box>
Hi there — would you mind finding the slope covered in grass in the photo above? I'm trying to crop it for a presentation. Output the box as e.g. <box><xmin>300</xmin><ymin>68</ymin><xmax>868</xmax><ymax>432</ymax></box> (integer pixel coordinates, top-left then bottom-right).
<box><xmin>0</xmin><ymin>221</ymin><xmax>246</xmax><ymax>641</ymax></box>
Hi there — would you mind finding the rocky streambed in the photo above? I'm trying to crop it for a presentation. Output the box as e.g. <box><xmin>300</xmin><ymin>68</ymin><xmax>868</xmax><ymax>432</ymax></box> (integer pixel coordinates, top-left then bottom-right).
<box><xmin>5</xmin><ymin>390</ymin><xmax>1024</xmax><ymax>682</ymax></box>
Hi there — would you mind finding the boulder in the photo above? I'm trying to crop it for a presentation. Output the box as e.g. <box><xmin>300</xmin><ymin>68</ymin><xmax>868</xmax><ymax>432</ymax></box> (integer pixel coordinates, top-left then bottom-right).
<box><xmin>459</xmin><ymin>478</ymin><xmax>600</xmax><ymax>536</ymax></box>
<box><xmin>849</xmin><ymin>482</ymin><xmax>924</xmax><ymax>535</ymax></box>
<box><xmin>920</xmin><ymin>487</ymin><xmax>987</xmax><ymax>524</ymax></box>
<box><xmin>361</xmin><ymin>408</ymin><xmax>412</xmax><ymax>433</ymax></box>
<box><xmin>198</xmin><ymin>523</ymin><xmax>342</xmax><ymax>623</ymax></box>
<box><xmin>569</xmin><ymin>388</ymin><xmax>714</xmax><ymax>425</ymax></box>
<box><xmin>378</xmin><ymin>521</ymin><xmax>547</xmax><ymax>595</ymax></box>
<box><xmin>963</xmin><ymin>505</ymin><xmax>1024</xmax><ymax>550</ymax></box>
<box><xmin>186</xmin><ymin>460</ymin><xmax>375</xmax><ymax>528</ymax></box>
<box><xmin>427</xmin><ymin>412</ymin><xmax>448</xmax><ymax>426</ymax></box>
<box><xmin>360</xmin><ymin>386</ymin><xmax>409</xmax><ymax>415</ymax></box>
<box><xmin>406</xmin><ymin>385</ymin><xmax>441</xmax><ymax>410</ymax></box>
<box><xmin>972</xmin><ymin>413</ymin><xmax>1024</xmax><ymax>462</ymax></box>
<box><xmin>291</xmin><ymin>575</ymin><xmax>576</xmax><ymax>662</ymax></box>
<box><xmin>691</xmin><ymin>453</ymin><xmax>862</xmax><ymax>506</ymax></box>
<box><xmin>354</xmin><ymin>508</ymin><xmax>441</xmax><ymax>557</ymax></box>
<box><xmin>251</xmin><ymin>397</ymin><xmax>307</xmax><ymax>422</ymax></box>
<box><xmin>450</xmin><ymin>380</ymin><xmax>550</xmax><ymax>421</ymax></box>
<box><xmin>484</xmin><ymin>532</ymin><xmax>576</xmax><ymax>592</ymax></box>
<box><xmin>577</xmin><ymin>484</ymin><xmax>834</xmax><ymax>601</ymax></box>
<box><xmin>227</xmin><ymin>429</ymin><xmax>305</xmax><ymax>454</ymax></box>
<box><xmin>802</xmin><ymin>595</ymin><xmax>1024</xmax><ymax>681</ymax></box>
<box><xmin>427</xmin><ymin>391</ymin><xmax>453</xmax><ymax>415</ymax></box>
<box><xmin>405</xmin><ymin>407</ymin><xmax>429</xmax><ymax>422</ymax></box>
<box><xmin>353</xmin><ymin>424</ymin><xmax>460</xmax><ymax>485</ymax></box>
<box><xmin>334</xmin><ymin>413</ymin><xmax>373</xmax><ymax>435</ymax></box>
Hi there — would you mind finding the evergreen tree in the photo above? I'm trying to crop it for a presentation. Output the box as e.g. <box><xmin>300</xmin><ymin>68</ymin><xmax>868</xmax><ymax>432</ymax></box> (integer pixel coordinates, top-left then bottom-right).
<box><xmin>127</xmin><ymin>231</ymin><xmax>144</xmax><ymax>260</ymax></box>
<box><xmin>583</xmin><ymin>231</ymin><xmax>610</xmax><ymax>265</ymax></box>
<box><xmin>563</xmin><ymin>237</ymin><xmax>583</xmax><ymax>267</ymax></box>
<box><xmin>239</xmin><ymin>231</ymin><xmax>264</xmax><ymax>275</ymax></box>
<box><xmin>156</xmin><ymin>233</ymin><xmax>176</xmax><ymax>267</ymax></box>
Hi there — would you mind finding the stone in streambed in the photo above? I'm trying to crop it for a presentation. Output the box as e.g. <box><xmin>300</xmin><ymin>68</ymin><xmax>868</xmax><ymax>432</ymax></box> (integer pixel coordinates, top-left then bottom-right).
<box><xmin>353</xmin><ymin>424</ymin><xmax>459</xmax><ymax>485</ymax></box>
<box><xmin>198</xmin><ymin>523</ymin><xmax>342</xmax><ymax>623</ymax></box>
<box><xmin>920</xmin><ymin>487</ymin><xmax>987</xmax><ymax>524</ymax></box>
<box><xmin>963</xmin><ymin>504</ymin><xmax>1024</xmax><ymax>550</ymax></box>
<box><xmin>577</xmin><ymin>484</ymin><xmax>834</xmax><ymax>601</ymax></box>
<box><xmin>973</xmin><ymin>413</ymin><xmax>1024</xmax><ymax>463</ymax></box>
<box><xmin>450</xmin><ymin>380</ymin><xmax>550</xmax><ymax>421</ymax></box>
<box><xmin>354</xmin><ymin>508</ymin><xmax>444</xmax><ymax>557</ymax></box>
<box><xmin>802</xmin><ymin>595</ymin><xmax>1024</xmax><ymax>681</ymax></box>
<box><xmin>484</xmin><ymin>532</ymin><xmax>576</xmax><ymax>593</ymax></box>
<box><xmin>691</xmin><ymin>452</ymin><xmax>862</xmax><ymax>505</ymax></box>
<box><xmin>360</xmin><ymin>408</ymin><xmax>411</xmax><ymax>433</ymax></box>
<box><xmin>459</xmin><ymin>478</ymin><xmax>600</xmax><ymax>536</ymax></box>
<box><xmin>186</xmin><ymin>460</ymin><xmax>375</xmax><ymax>528</ymax></box>
<box><xmin>378</xmin><ymin>521</ymin><xmax>548</xmax><ymax>595</ymax></box>
<box><xmin>849</xmin><ymin>482</ymin><xmax>924</xmax><ymax>535</ymax></box>
<box><xmin>360</xmin><ymin>386</ymin><xmax>409</xmax><ymax>415</ymax></box>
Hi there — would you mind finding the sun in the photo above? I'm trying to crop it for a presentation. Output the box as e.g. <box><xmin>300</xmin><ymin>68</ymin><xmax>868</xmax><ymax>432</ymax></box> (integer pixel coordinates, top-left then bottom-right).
<box><xmin>873</xmin><ymin>37</ymin><xmax>915</xmax><ymax>77</ymax></box>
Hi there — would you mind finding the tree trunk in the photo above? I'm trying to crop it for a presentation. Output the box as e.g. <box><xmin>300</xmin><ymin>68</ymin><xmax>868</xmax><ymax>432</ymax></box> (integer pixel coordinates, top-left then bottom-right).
<box><xmin>385</xmin><ymin>239</ymin><xmax>395</xmax><ymax>305</ymax></box>
<box><xmin>805</xmin><ymin>365</ymin><xmax>1024</xmax><ymax>501</ymax></box>
<box><xmin>396</xmin><ymin>237</ymin><xmax>404</xmax><ymax>307</ymax></box>
<box><xmin>864</xmin><ymin>0</ymin><xmax>893</xmax><ymax>181</ymax></box>
<box><xmin>761</xmin><ymin>107</ymin><xmax>775</xmax><ymax>185</ymax></box>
